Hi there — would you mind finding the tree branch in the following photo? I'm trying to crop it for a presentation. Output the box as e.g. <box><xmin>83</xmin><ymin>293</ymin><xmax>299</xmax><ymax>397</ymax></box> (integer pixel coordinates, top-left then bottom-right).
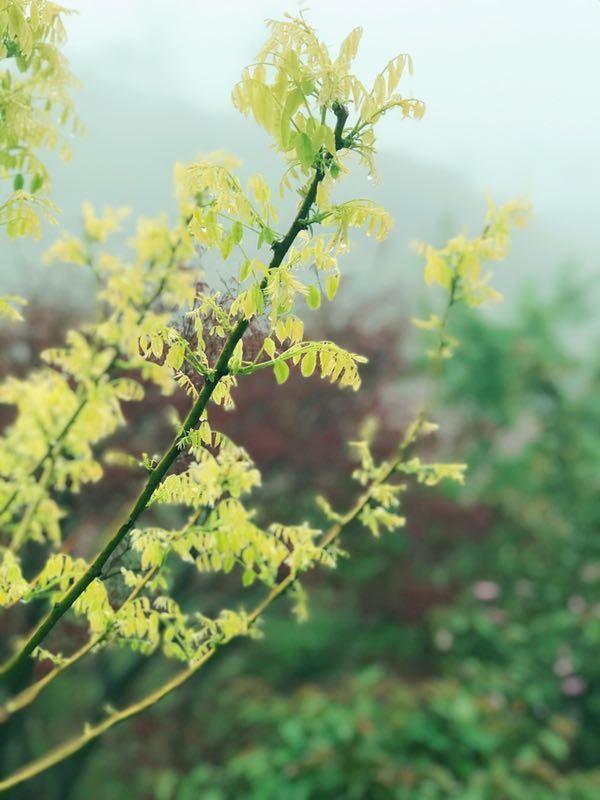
<box><xmin>0</xmin><ymin>507</ymin><xmax>206</xmax><ymax>721</ymax></box>
<box><xmin>0</xmin><ymin>114</ymin><xmax>349</xmax><ymax>686</ymax></box>
<box><xmin>0</xmin><ymin>417</ymin><xmax>418</xmax><ymax>793</ymax></box>
<box><xmin>0</xmin><ymin>248</ymin><xmax>179</xmax><ymax>524</ymax></box>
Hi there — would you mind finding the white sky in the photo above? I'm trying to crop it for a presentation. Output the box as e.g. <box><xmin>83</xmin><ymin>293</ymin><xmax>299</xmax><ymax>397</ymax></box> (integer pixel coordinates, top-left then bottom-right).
<box><xmin>64</xmin><ymin>0</ymin><xmax>600</xmax><ymax>243</ymax></box>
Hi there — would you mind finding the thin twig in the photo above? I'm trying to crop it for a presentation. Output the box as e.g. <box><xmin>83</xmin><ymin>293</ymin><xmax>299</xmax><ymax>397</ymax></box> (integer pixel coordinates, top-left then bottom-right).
<box><xmin>0</xmin><ymin>423</ymin><xmax>416</xmax><ymax>792</ymax></box>
<box><xmin>0</xmin><ymin>108</ymin><xmax>349</xmax><ymax>686</ymax></box>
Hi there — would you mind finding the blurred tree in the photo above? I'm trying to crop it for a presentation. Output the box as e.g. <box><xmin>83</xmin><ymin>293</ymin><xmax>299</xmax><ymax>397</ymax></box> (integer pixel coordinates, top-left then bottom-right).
<box><xmin>67</xmin><ymin>282</ymin><xmax>599</xmax><ymax>800</ymax></box>
<box><xmin>0</xmin><ymin>0</ymin><xmax>80</xmax><ymax>324</ymax></box>
<box><xmin>431</xmin><ymin>280</ymin><xmax>600</xmax><ymax>767</ymax></box>
<box><xmin>0</xmin><ymin>12</ymin><xmax>527</xmax><ymax>794</ymax></box>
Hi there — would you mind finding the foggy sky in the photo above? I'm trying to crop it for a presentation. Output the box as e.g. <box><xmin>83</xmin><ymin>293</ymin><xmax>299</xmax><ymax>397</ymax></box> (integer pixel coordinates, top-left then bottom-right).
<box><xmin>65</xmin><ymin>0</ymin><xmax>600</xmax><ymax>245</ymax></box>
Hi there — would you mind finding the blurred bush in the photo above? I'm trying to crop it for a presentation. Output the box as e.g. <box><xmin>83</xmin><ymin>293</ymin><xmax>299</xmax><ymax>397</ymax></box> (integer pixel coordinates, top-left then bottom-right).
<box><xmin>431</xmin><ymin>280</ymin><xmax>600</xmax><ymax>768</ymax></box>
<box><xmin>2</xmin><ymin>278</ymin><xmax>598</xmax><ymax>798</ymax></box>
<box><xmin>168</xmin><ymin>670</ymin><xmax>599</xmax><ymax>800</ymax></box>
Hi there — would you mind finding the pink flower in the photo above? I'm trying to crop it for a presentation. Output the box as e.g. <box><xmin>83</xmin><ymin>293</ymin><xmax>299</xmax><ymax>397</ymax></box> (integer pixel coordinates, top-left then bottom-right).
<box><xmin>473</xmin><ymin>581</ymin><xmax>500</xmax><ymax>601</ymax></box>
<box><xmin>561</xmin><ymin>676</ymin><xmax>586</xmax><ymax>697</ymax></box>
<box><xmin>434</xmin><ymin>629</ymin><xmax>454</xmax><ymax>651</ymax></box>
<box><xmin>553</xmin><ymin>656</ymin><xmax>573</xmax><ymax>677</ymax></box>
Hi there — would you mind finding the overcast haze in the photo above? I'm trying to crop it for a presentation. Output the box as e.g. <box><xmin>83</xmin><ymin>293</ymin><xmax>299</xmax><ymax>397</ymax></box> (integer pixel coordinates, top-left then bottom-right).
<box><xmin>4</xmin><ymin>0</ymin><xmax>599</xmax><ymax>304</ymax></box>
<box><xmin>66</xmin><ymin>0</ymin><xmax>600</xmax><ymax>223</ymax></box>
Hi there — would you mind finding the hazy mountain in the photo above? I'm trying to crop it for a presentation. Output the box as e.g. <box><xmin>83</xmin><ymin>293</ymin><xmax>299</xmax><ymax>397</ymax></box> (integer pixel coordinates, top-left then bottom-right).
<box><xmin>0</xmin><ymin>78</ymin><xmax>590</xmax><ymax>317</ymax></box>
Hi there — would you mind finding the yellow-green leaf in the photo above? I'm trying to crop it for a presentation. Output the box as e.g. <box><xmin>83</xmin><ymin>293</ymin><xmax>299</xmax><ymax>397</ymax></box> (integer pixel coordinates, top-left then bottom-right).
<box><xmin>325</xmin><ymin>274</ymin><xmax>340</xmax><ymax>301</ymax></box>
<box><xmin>273</xmin><ymin>360</ymin><xmax>290</xmax><ymax>384</ymax></box>
<box><xmin>301</xmin><ymin>349</ymin><xmax>316</xmax><ymax>377</ymax></box>
<box><xmin>306</xmin><ymin>285</ymin><xmax>321</xmax><ymax>310</ymax></box>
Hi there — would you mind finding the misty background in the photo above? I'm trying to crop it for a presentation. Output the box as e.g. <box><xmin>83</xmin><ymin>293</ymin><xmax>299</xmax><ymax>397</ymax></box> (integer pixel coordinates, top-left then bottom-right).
<box><xmin>1</xmin><ymin>6</ymin><xmax>599</xmax><ymax>796</ymax></box>
<box><xmin>2</xmin><ymin>0</ymin><xmax>599</xmax><ymax>311</ymax></box>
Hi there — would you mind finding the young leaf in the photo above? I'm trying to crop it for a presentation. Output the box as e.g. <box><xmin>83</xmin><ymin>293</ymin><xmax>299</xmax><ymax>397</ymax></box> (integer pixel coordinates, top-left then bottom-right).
<box><xmin>239</xmin><ymin>259</ymin><xmax>252</xmax><ymax>282</ymax></box>
<box><xmin>325</xmin><ymin>274</ymin><xmax>340</xmax><ymax>301</ymax></box>
<box><xmin>166</xmin><ymin>342</ymin><xmax>185</xmax><ymax>371</ymax></box>
<box><xmin>273</xmin><ymin>359</ymin><xmax>290</xmax><ymax>384</ymax></box>
<box><xmin>306</xmin><ymin>285</ymin><xmax>321</xmax><ymax>310</ymax></box>
<box><xmin>295</xmin><ymin>133</ymin><xmax>314</xmax><ymax>169</ymax></box>
<box><xmin>231</xmin><ymin>220</ymin><xmax>243</xmax><ymax>244</ymax></box>
<box><xmin>263</xmin><ymin>337</ymin><xmax>276</xmax><ymax>358</ymax></box>
<box><xmin>301</xmin><ymin>349</ymin><xmax>317</xmax><ymax>377</ymax></box>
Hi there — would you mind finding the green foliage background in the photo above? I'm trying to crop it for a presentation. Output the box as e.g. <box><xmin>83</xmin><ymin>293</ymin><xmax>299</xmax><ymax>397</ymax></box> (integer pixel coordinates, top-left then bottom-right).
<box><xmin>2</xmin><ymin>279</ymin><xmax>595</xmax><ymax>799</ymax></box>
<box><xmin>0</xmin><ymin>5</ymin><xmax>598</xmax><ymax>798</ymax></box>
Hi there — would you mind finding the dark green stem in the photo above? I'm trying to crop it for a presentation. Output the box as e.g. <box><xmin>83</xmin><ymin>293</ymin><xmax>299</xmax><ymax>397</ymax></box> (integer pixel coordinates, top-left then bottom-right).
<box><xmin>0</xmin><ymin>105</ymin><xmax>348</xmax><ymax>686</ymax></box>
